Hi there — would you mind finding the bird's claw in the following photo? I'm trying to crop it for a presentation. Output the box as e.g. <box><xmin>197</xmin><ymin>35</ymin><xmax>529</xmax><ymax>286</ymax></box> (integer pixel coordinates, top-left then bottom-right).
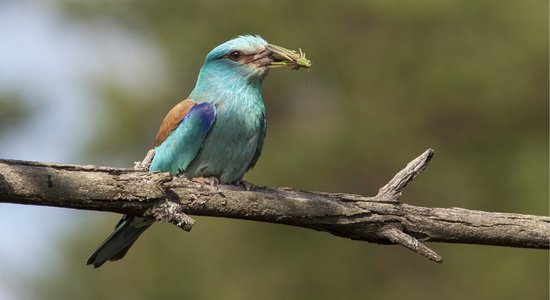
<box><xmin>192</xmin><ymin>176</ymin><xmax>219</xmax><ymax>186</ymax></box>
<box><xmin>237</xmin><ymin>180</ymin><xmax>254</xmax><ymax>191</ymax></box>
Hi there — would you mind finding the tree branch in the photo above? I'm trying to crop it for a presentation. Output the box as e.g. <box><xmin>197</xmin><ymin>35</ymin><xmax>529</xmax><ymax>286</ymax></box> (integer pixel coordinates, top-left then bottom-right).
<box><xmin>0</xmin><ymin>149</ymin><xmax>548</xmax><ymax>262</ymax></box>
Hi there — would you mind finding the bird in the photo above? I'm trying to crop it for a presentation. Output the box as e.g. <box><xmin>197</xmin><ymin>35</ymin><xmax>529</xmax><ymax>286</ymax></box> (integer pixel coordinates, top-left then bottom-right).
<box><xmin>86</xmin><ymin>35</ymin><xmax>311</xmax><ymax>268</ymax></box>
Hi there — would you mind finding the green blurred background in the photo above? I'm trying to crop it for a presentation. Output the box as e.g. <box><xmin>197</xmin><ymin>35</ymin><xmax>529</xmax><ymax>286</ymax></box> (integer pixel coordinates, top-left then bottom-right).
<box><xmin>0</xmin><ymin>0</ymin><xmax>548</xmax><ymax>299</ymax></box>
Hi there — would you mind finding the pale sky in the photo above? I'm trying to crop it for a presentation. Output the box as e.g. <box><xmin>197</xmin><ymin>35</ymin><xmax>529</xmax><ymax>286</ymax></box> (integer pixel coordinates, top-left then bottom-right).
<box><xmin>0</xmin><ymin>2</ymin><xmax>166</xmax><ymax>299</ymax></box>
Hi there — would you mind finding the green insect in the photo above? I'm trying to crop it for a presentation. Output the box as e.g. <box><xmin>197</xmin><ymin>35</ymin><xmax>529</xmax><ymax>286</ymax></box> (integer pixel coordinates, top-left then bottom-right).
<box><xmin>268</xmin><ymin>45</ymin><xmax>312</xmax><ymax>70</ymax></box>
<box><xmin>293</xmin><ymin>48</ymin><xmax>312</xmax><ymax>70</ymax></box>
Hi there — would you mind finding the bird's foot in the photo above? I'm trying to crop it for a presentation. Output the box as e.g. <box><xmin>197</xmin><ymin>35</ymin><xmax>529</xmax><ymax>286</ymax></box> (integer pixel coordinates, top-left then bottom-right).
<box><xmin>237</xmin><ymin>180</ymin><xmax>254</xmax><ymax>191</ymax></box>
<box><xmin>192</xmin><ymin>176</ymin><xmax>219</xmax><ymax>186</ymax></box>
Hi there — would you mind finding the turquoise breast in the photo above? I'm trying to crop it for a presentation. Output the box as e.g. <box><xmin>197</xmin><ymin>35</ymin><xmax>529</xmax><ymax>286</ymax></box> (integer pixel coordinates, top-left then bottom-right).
<box><xmin>185</xmin><ymin>89</ymin><xmax>266</xmax><ymax>183</ymax></box>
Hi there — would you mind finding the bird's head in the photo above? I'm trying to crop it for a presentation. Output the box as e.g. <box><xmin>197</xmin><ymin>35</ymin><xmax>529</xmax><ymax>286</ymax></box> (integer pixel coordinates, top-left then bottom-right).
<box><xmin>192</xmin><ymin>35</ymin><xmax>311</xmax><ymax>94</ymax></box>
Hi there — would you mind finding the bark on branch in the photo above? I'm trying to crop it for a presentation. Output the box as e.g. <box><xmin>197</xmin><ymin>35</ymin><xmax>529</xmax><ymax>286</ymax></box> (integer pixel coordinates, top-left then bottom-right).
<box><xmin>0</xmin><ymin>149</ymin><xmax>548</xmax><ymax>263</ymax></box>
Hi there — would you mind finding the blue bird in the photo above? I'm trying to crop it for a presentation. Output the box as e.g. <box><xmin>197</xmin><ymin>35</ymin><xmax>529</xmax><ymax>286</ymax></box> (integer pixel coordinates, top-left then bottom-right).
<box><xmin>87</xmin><ymin>35</ymin><xmax>311</xmax><ymax>267</ymax></box>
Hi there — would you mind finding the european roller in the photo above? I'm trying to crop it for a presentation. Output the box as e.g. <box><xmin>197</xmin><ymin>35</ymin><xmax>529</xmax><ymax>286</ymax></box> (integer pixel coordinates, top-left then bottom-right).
<box><xmin>87</xmin><ymin>35</ymin><xmax>311</xmax><ymax>267</ymax></box>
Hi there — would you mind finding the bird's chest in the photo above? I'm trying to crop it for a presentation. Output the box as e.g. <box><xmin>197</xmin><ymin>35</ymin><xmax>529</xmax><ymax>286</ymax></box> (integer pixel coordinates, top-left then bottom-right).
<box><xmin>186</xmin><ymin>98</ymin><xmax>265</xmax><ymax>183</ymax></box>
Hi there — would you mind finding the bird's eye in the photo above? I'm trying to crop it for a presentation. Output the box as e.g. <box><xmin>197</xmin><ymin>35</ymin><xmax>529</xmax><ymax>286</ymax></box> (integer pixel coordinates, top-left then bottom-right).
<box><xmin>227</xmin><ymin>51</ymin><xmax>243</xmax><ymax>61</ymax></box>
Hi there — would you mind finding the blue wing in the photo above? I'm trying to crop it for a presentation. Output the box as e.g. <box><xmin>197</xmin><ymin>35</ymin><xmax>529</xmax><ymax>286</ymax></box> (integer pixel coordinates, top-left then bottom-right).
<box><xmin>246</xmin><ymin>111</ymin><xmax>266</xmax><ymax>171</ymax></box>
<box><xmin>150</xmin><ymin>102</ymin><xmax>216</xmax><ymax>175</ymax></box>
<box><xmin>87</xmin><ymin>101</ymin><xmax>215</xmax><ymax>268</ymax></box>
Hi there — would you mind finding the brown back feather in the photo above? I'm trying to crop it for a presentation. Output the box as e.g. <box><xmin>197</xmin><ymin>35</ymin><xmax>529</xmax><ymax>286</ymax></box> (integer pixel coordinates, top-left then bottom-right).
<box><xmin>153</xmin><ymin>99</ymin><xmax>196</xmax><ymax>147</ymax></box>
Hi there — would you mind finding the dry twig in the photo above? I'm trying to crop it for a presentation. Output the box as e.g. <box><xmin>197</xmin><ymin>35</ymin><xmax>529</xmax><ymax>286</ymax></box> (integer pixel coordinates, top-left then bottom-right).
<box><xmin>1</xmin><ymin>149</ymin><xmax>548</xmax><ymax>262</ymax></box>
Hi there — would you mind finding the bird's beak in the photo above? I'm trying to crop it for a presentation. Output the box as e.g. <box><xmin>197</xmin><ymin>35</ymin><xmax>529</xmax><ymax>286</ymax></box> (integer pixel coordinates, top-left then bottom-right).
<box><xmin>253</xmin><ymin>44</ymin><xmax>312</xmax><ymax>70</ymax></box>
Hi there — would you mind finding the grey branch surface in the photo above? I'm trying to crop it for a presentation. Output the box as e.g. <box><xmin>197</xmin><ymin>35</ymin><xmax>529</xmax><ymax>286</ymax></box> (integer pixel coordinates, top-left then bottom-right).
<box><xmin>1</xmin><ymin>149</ymin><xmax>548</xmax><ymax>262</ymax></box>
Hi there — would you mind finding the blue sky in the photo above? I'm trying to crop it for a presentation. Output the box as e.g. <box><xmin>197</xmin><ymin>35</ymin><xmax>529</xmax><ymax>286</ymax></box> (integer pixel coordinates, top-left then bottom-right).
<box><xmin>0</xmin><ymin>2</ymin><xmax>166</xmax><ymax>299</ymax></box>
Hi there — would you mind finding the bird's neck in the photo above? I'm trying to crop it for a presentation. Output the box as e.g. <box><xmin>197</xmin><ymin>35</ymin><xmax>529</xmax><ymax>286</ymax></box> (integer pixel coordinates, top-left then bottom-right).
<box><xmin>189</xmin><ymin>67</ymin><xmax>265</xmax><ymax>104</ymax></box>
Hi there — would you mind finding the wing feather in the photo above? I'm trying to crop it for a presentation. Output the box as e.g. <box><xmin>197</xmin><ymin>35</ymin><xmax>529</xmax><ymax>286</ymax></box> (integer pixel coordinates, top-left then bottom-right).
<box><xmin>153</xmin><ymin>99</ymin><xmax>196</xmax><ymax>147</ymax></box>
<box><xmin>150</xmin><ymin>101</ymin><xmax>216</xmax><ymax>174</ymax></box>
<box><xmin>246</xmin><ymin>111</ymin><xmax>266</xmax><ymax>171</ymax></box>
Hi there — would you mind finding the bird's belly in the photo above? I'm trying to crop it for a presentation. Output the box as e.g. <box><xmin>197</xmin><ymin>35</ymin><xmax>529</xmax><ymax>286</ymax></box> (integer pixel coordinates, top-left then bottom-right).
<box><xmin>184</xmin><ymin>109</ymin><xmax>263</xmax><ymax>183</ymax></box>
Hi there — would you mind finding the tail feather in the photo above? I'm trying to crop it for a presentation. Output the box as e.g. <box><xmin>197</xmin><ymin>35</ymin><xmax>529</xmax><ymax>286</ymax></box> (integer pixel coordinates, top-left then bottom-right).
<box><xmin>87</xmin><ymin>215</ymin><xmax>153</xmax><ymax>268</ymax></box>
